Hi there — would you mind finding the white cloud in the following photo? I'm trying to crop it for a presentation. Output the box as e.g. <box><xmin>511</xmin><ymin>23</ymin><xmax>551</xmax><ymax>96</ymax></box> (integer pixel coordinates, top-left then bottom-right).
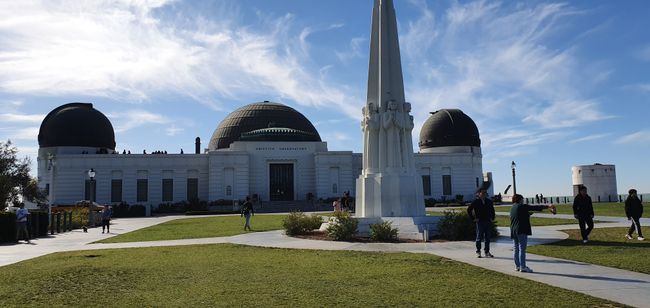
<box><xmin>569</xmin><ymin>133</ymin><xmax>611</xmax><ymax>144</ymax></box>
<box><xmin>165</xmin><ymin>124</ymin><xmax>183</xmax><ymax>136</ymax></box>
<box><xmin>0</xmin><ymin>0</ymin><xmax>358</xmax><ymax>114</ymax></box>
<box><xmin>523</xmin><ymin>100</ymin><xmax>614</xmax><ymax>129</ymax></box>
<box><xmin>0</xmin><ymin>113</ymin><xmax>45</xmax><ymax>124</ymax></box>
<box><xmin>335</xmin><ymin>37</ymin><xmax>366</xmax><ymax>63</ymax></box>
<box><xmin>0</xmin><ymin>127</ymin><xmax>39</xmax><ymax>140</ymax></box>
<box><xmin>616</xmin><ymin>131</ymin><xmax>650</xmax><ymax>144</ymax></box>
<box><xmin>108</xmin><ymin>110</ymin><xmax>169</xmax><ymax>133</ymax></box>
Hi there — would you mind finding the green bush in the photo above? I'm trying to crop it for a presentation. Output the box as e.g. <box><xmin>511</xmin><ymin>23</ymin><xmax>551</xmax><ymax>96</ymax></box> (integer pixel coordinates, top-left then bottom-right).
<box><xmin>326</xmin><ymin>211</ymin><xmax>358</xmax><ymax>241</ymax></box>
<box><xmin>129</xmin><ymin>205</ymin><xmax>146</xmax><ymax>217</ymax></box>
<box><xmin>0</xmin><ymin>212</ymin><xmax>17</xmax><ymax>243</ymax></box>
<box><xmin>436</xmin><ymin>210</ymin><xmax>498</xmax><ymax>241</ymax></box>
<box><xmin>282</xmin><ymin>212</ymin><xmax>323</xmax><ymax>236</ymax></box>
<box><xmin>370</xmin><ymin>221</ymin><xmax>399</xmax><ymax>242</ymax></box>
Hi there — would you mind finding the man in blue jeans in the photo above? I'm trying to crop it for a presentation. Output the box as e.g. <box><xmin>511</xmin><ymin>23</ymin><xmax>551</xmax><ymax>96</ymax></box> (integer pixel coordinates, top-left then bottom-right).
<box><xmin>467</xmin><ymin>189</ymin><xmax>495</xmax><ymax>258</ymax></box>
<box><xmin>510</xmin><ymin>194</ymin><xmax>556</xmax><ymax>272</ymax></box>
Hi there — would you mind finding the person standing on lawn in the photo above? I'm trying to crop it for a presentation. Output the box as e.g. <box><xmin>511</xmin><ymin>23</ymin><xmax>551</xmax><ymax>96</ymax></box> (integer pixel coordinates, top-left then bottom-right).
<box><xmin>510</xmin><ymin>194</ymin><xmax>556</xmax><ymax>273</ymax></box>
<box><xmin>15</xmin><ymin>203</ymin><xmax>30</xmax><ymax>244</ymax></box>
<box><xmin>573</xmin><ymin>185</ymin><xmax>595</xmax><ymax>243</ymax></box>
<box><xmin>241</xmin><ymin>196</ymin><xmax>254</xmax><ymax>231</ymax></box>
<box><xmin>625</xmin><ymin>189</ymin><xmax>644</xmax><ymax>241</ymax></box>
<box><xmin>467</xmin><ymin>189</ymin><xmax>495</xmax><ymax>258</ymax></box>
<box><xmin>101</xmin><ymin>205</ymin><xmax>112</xmax><ymax>234</ymax></box>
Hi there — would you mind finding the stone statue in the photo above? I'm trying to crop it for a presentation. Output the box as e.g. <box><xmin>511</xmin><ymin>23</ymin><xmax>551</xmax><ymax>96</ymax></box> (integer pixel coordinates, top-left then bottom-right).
<box><xmin>400</xmin><ymin>103</ymin><xmax>415</xmax><ymax>170</ymax></box>
<box><xmin>362</xmin><ymin>103</ymin><xmax>380</xmax><ymax>171</ymax></box>
<box><xmin>382</xmin><ymin>100</ymin><xmax>401</xmax><ymax>169</ymax></box>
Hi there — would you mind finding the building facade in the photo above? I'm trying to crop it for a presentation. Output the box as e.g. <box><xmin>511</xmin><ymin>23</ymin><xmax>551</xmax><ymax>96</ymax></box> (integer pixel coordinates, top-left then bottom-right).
<box><xmin>572</xmin><ymin>163</ymin><xmax>618</xmax><ymax>202</ymax></box>
<box><xmin>37</xmin><ymin>102</ymin><xmax>488</xmax><ymax>207</ymax></box>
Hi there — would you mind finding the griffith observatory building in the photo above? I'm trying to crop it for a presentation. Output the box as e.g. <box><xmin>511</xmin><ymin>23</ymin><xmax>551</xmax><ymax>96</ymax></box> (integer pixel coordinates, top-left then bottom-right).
<box><xmin>36</xmin><ymin>102</ymin><xmax>491</xmax><ymax>208</ymax></box>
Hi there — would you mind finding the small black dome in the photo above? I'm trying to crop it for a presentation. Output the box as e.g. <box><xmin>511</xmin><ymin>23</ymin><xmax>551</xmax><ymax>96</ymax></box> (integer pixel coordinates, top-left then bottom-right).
<box><xmin>419</xmin><ymin>109</ymin><xmax>480</xmax><ymax>149</ymax></box>
<box><xmin>209</xmin><ymin>101</ymin><xmax>321</xmax><ymax>150</ymax></box>
<box><xmin>38</xmin><ymin>103</ymin><xmax>116</xmax><ymax>149</ymax></box>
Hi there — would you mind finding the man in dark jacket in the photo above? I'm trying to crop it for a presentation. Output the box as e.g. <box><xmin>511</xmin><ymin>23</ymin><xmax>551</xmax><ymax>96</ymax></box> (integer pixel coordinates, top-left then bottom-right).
<box><xmin>625</xmin><ymin>189</ymin><xmax>644</xmax><ymax>241</ymax></box>
<box><xmin>510</xmin><ymin>194</ymin><xmax>556</xmax><ymax>272</ymax></box>
<box><xmin>573</xmin><ymin>185</ymin><xmax>595</xmax><ymax>243</ymax></box>
<box><xmin>467</xmin><ymin>189</ymin><xmax>495</xmax><ymax>258</ymax></box>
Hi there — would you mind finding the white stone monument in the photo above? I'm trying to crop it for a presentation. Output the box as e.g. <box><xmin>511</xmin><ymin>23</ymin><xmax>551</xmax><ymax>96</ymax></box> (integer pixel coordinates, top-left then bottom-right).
<box><xmin>354</xmin><ymin>0</ymin><xmax>437</xmax><ymax>239</ymax></box>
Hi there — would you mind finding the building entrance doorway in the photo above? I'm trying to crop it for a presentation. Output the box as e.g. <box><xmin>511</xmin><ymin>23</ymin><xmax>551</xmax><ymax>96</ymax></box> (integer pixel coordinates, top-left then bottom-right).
<box><xmin>270</xmin><ymin>163</ymin><xmax>294</xmax><ymax>201</ymax></box>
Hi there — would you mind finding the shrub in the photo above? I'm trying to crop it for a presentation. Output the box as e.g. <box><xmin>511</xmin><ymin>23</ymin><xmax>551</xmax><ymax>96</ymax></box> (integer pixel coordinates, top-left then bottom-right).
<box><xmin>424</xmin><ymin>198</ymin><xmax>436</xmax><ymax>207</ymax></box>
<box><xmin>0</xmin><ymin>212</ymin><xmax>17</xmax><ymax>243</ymax></box>
<box><xmin>282</xmin><ymin>212</ymin><xmax>323</xmax><ymax>236</ymax></box>
<box><xmin>129</xmin><ymin>205</ymin><xmax>146</xmax><ymax>217</ymax></box>
<box><xmin>369</xmin><ymin>221</ymin><xmax>399</xmax><ymax>242</ymax></box>
<box><xmin>436</xmin><ymin>210</ymin><xmax>498</xmax><ymax>241</ymax></box>
<box><xmin>326</xmin><ymin>211</ymin><xmax>358</xmax><ymax>241</ymax></box>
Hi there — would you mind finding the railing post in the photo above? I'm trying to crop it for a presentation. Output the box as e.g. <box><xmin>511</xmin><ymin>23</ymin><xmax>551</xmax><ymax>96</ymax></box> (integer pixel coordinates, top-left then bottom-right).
<box><xmin>56</xmin><ymin>212</ymin><xmax>61</xmax><ymax>233</ymax></box>
<box><xmin>68</xmin><ymin>212</ymin><xmax>73</xmax><ymax>231</ymax></box>
<box><xmin>62</xmin><ymin>212</ymin><xmax>67</xmax><ymax>233</ymax></box>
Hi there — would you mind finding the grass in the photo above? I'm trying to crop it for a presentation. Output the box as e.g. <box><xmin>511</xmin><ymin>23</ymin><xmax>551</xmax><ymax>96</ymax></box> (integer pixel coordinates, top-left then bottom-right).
<box><xmin>528</xmin><ymin>227</ymin><xmax>650</xmax><ymax>274</ymax></box>
<box><xmin>0</xmin><ymin>244</ymin><xmax>619</xmax><ymax>307</ymax></box>
<box><xmin>428</xmin><ymin>210</ymin><xmax>577</xmax><ymax>226</ymax></box>
<box><xmin>97</xmin><ymin>214</ymin><xmax>286</xmax><ymax>243</ymax></box>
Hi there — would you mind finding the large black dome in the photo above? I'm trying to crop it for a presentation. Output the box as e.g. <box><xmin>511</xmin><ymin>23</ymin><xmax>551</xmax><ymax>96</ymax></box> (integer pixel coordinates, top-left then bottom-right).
<box><xmin>209</xmin><ymin>101</ymin><xmax>321</xmax><ymax>150</ymax></box>
<box><xmin>38</xmin><ymin>103</ymin><xmax>116</xmax><ymax>149</ymax></box>
<box><xmin>419</xmin><ymin>109</ymin><xmax>480</xmax><ymax>149</ymax></box>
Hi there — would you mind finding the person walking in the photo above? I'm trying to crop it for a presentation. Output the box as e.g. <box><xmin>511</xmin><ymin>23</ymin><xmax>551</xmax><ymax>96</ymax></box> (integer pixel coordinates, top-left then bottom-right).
<box><xmin>332</xmin><ymin>198</ymin><xmax>342</xmax><ymax>212</ymax></box>
<box><xmin>625</xmin><ymin>189</ymin><xmax>644</xmax><ymax>241</ymax></box>
<box><xmin>573</xmin><ymin>185</ymin><xmax>594</xmax><ymax>243</ymax></box>
<box><xmin>510</xmin><ymin>194</ymin><xmax>556</xmax><ymax>272</ymax></box>
<box><xmin>15</xmin><ymin>203</ymin><xmax>30</xmax><ymax>244</ymax></box>
<box><xmin>467</xmin><ymin>189</ymin><xmax>495</xmax><ymax>258</ymax></box>
<box><xmin>101</xmin><ymin>205</ymin><xmax>112</xmax><ymax>234</ymax></box>
<box><xmin>241</xmin><ymin>196</ymin><xmax>254</xmax><ymax>231</ymax></box>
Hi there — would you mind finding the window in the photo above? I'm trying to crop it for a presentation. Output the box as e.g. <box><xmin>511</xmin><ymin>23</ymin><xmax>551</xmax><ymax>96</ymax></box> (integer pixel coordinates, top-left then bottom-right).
<box><xmin>162</xmin><ymin>179</ymin><xmax>173</xmax><ymax>202</ymax></box>
<box><xmin>332</xmin><ymin>183</ymin><xmax>338</xmax><ymax>194</ymax></box>
<box><xmin>442</xmin><ymin>175</ymin><xmax>452</xmax><ymax>196</ymax></box>
<box><xmin>226</xmin><ymin>185</ymin><xmax>232</xmax><ymax>196</ymax></box>
<box><xmin>111</xmin><ymin>179</ymin><xmax>122</xmax><ymax>203</ymax></box>
<box><xmin>422</xmin><ymin>175</ymin><xmax>431</xmax><ymax>196</ymax></box>
<box><xmin>187</xmin><ymin>178</ymin><xmax>198</xmax><ymax>201</ymax></box>
<box><xmin>476</xmin><ymin>177</ymin><xmax>479</xmax><ymax>188</ymax></box>
<box><xmin>45</xmin><ymin>184</ymin><xmax>50</xmax><ymax>196</ymax></box>
<box><xmin>84</xmin><ymin>180</ymin><xmax>97</xmax><ymax>201</ymax></box>
<box><xmin>137</xmin><ymin>179</ymin><xmax>148</xmax><ymax>202</ymax></box>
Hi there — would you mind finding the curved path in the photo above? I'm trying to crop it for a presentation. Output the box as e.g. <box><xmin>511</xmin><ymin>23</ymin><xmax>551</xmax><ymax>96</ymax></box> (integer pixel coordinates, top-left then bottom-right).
<box><xmin>2</xmin><ymin>215</ymin><xmax>650</xmax><ymax>307</ymax></box>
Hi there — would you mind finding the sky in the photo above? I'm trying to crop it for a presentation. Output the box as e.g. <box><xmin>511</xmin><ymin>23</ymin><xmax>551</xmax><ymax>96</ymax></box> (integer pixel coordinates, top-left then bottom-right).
<box><xmin>0</xmin><ymin>0</ymin><xmax>649</xmax><ymax>198</ymax></box>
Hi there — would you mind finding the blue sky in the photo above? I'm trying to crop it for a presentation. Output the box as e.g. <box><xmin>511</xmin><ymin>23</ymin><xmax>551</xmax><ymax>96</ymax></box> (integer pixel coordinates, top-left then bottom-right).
<box><xmin>1</xmin><ymin>0</ymin><xmax>649</xmax><ymax>197</ymax></box>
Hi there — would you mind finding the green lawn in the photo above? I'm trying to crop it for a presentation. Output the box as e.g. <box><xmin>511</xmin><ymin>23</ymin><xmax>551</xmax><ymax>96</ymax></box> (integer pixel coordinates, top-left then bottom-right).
<box><xmin>529</xmin><ymin>227</ymin><xmax>650</xmax><ymax>274</ymax></box>
<box><xmin>98</xmin><ymin>215</ymin><xmax>286</xmax><ymax>243</ymax></box>
<box><xmin>0</xmin><ymin>244</ymin><xmax>618</xmax><ymax>307</ymax></box>
<box><xmin>428</xmin><ymin>210</ymin><xmax>577</xmax><ymax>226</ymax></box>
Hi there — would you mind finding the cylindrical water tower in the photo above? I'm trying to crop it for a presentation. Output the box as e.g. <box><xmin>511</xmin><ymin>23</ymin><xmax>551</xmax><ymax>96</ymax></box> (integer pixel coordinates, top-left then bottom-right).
<box><xmin>571</xmin><ymin>164</ymin><xmax>617</xmax><ymax>202</ymax></box>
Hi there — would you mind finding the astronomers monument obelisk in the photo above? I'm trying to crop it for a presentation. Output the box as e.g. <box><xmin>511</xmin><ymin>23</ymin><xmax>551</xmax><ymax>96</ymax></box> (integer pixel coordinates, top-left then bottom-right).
<box><xmin>356</xmin><ymin>0</ymin><xmax>425</xmax><ymax>220</ymax></box>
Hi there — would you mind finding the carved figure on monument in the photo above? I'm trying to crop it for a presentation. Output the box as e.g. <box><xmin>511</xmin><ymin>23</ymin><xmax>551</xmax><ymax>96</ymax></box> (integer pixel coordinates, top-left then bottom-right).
<box><xmin>400</xmin><ymin>103</ymin><xmax>415</xmax><ymax>170</ymax></box>
<box><xmin>362</xmin><ymin>103</ymin><xmax>380</xmax><ymax>171</ymax></box>
<box><xmin>382</xmin><ymin>100</ymin><xmax>402</xmax><ymax>169</ymax></box>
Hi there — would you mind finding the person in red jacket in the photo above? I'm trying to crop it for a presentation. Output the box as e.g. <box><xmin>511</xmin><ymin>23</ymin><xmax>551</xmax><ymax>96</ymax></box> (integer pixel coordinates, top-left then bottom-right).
<box><xmin>625</xmin><ymin>189</ymin><xmax>644</xmax><ymax>241</ymax></box>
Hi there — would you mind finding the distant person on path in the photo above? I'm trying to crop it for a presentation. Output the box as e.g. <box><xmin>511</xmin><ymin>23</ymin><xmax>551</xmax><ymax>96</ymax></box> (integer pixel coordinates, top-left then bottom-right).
<box><xmin>510</xmin><ymin>194</ymin><xmax>556</xmax><ymax>273</ymax></box>
<box><xmin>467</xmin><ymin>189</ymin><xmax>495</xmax><ymax>258</ymax></box>
<box><xmin>241</xmin><ymin>196</ymin><xmax>254</xmax><ymax>231</ymax></box>
<box><xmin>15</xmin><ymin>203</ymin><xmax>30</xmax><ymax>244</ymax></box>
<box><xmin>540</xmin><ymin>193</ymin><xmax>544</xmax><ymax>203</ymax></box>
<box><xmin>535</xmin><ymin>194</ymin><xmax>540</xmax><ymax>204</ymax></box>
<box><xmin>573</xmin><ymin>185</ymin><xmax>594</xmax><ymax>243</ymax></box>
<box><xmin>342</xmin><ymin>191</ymin><xmax>350</xmax><ymax>211</ymax></box>
<box><xmin>101</xmin><ymin>205</ymin><xmax>112</xmax><ymax>234</ymax></box>
<box><xmin>625</xmin><ymin>189</ymin><xmax>644</xmax><ymax>241</ymax></box>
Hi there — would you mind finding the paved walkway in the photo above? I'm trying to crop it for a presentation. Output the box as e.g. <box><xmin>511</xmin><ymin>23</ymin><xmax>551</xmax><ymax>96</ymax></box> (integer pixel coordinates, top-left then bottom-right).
<box><xmin>2</xmin><ymin>214</ymin><xmax>649</xmax><ymax>307</ymax></box>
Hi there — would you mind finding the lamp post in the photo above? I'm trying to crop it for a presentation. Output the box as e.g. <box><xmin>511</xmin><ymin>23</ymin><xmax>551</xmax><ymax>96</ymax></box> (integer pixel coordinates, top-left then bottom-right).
<box><xmin>511</xmin><ymin>161</ymin><xmax>517</xmax><ymax>195</ymax></box>
<box><xmin>87</xmin><ymin>168</ymin><xmax>96</xmax><ymax>227</ymax></box>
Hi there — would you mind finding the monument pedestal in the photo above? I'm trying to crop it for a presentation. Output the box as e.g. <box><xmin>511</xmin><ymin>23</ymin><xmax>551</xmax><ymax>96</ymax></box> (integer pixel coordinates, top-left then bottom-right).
<box><xmin>355</xmin><ymin>216</ymin><xmax>441</xmax><ymax>241</ymax></box>
<box><xmin>355</xmin><ymin>172</ymin><xmax>424</xmax><ymax>217</ymax></box>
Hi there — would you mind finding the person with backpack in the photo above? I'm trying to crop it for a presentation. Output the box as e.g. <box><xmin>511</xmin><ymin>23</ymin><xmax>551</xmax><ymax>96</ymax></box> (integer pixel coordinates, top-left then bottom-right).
<box><xmin>625</xmin><ymin>189</ymin><xmax>644</xmax><ymax>241</ymax></box>
<box><xmin>241</xmin><ymin>196</ymin><xmax>254</xmax><ymax>231</ymax></box>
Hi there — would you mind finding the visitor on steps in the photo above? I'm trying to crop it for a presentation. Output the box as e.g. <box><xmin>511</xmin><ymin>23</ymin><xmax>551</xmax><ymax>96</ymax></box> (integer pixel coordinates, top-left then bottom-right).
<box><xmin>573</xmin><ymin>185</ymin><xmax>594</xmax><ymax>244</ymax></box>
<box><xmin>467</xmin><ymin>189</ymin><xmax>495</xmax><ymax>258</ymax></box>
<box><xmin>510</xmin><ymin>194</ymin><xmax>556</xmax><ymax>273</ymax></box>
<box><xmin>625</xmin><ymin>189</ymin><xmax>644</xmax><ymax>241</ymax></box>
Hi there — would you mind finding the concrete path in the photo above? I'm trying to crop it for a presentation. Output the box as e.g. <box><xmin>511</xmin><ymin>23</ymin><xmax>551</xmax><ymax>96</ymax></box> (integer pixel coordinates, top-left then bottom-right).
<box><xmin>2</xmin><ymin>214</ymin><xmax>650</xmax><ymax>307</ymax></box>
